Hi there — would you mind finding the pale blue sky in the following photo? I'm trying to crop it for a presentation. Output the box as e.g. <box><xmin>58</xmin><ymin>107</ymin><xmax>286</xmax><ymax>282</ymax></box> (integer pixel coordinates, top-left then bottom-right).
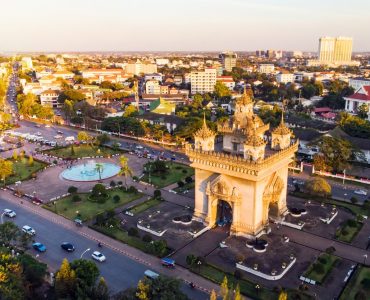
<box><xmin>0</xmin><ymin>0</ymin><xmax>369</xmax><ymax>52</ymax></box>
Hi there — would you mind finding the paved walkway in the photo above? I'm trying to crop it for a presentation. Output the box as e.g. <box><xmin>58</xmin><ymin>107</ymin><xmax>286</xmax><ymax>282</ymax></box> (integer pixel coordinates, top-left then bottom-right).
<box><xmin>274</xmin><ymin>224</ymin><xmax>370</xmax><ymax>265</ymax></box>
<box><xmin>0</xmin><ymin>189</ymin><xmax>221</xmax><ymax>297</ymax></box>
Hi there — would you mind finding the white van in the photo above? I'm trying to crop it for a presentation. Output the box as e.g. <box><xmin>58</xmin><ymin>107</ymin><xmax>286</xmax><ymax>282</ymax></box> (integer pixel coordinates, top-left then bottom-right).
<box><xmin>65</xmin><ymin>136</ymin><xmax>75</xmax><ymax>142</ymax></box>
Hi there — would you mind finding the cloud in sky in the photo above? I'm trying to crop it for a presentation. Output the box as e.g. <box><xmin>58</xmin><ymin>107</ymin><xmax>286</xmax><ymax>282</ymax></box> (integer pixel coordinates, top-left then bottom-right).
<box><xmin>0</xmin><ymin>0</ymin><xmax>369</xmax><ymax>51</ymax></box>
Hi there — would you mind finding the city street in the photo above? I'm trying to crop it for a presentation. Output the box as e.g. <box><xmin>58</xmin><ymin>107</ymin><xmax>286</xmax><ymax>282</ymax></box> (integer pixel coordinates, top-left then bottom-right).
<box><xmin>0</xmin><ymin>196</ymin><xmax>208</xmax><ymax>299</ymax></box>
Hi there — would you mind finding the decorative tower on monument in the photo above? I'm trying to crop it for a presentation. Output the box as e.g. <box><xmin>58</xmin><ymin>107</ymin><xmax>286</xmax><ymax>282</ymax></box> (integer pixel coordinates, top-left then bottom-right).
<box><xmin>271</xmin><ymin>112</ymin><xmax>292</xmax><ymax>150</ymax></box>
<box><xmin>194</xmin><ymin>115</ymin><xmax>216</xmax><ymax>151</ymax></box>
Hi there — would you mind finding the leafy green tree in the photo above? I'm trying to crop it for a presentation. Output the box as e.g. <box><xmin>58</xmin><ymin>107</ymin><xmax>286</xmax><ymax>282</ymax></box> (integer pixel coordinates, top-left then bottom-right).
<box><xmin>186</xmin><ymin>254</ymin><xmax>197</xmax><ymax>267</ymax></box>
<box><xmin>0</xmin><ymin>221</ymin><xmax>20</xmax><ymax>246</ymax></box>
<box><xmin>55</xmin><ymin>258</ymin><xmax>77</xmax><ymax>299</ymax></box>
<box><xmin>119</xmin><ymin>155</ymin><xmax>133</xmax><ymax>190</ymax></box>
<box><xmin>136</xmin><ymin>280</ymin><xmax>150</xmax><ymax>300</ymax></box>
<box><xmin>317</xmin><ymin>136</ymin><xmax>354</xmax><ymax>172</ymax></box>
<box><xmin>304</xmin><ymin>178</ymin><xmax>331</xmax><ymax>197</ymax></box>
<box><xmin>96</xmin><ymin>133</ymin><xmax>110</xmax><ymax>146</ymax></box>
<box><xmin>71</xmin><ymin>259</ymin><xmax>100</xmax><ymax>296</ymax></box>
<box><xmin>92</xmin><ymin>277</ymin><xmax>110</xmax><ymax>300</ymax></box>
<box><xmin>214</xmin><ymin>81</ymin><xmax>231</xmax><ymax>99</ymax></box>
<box><xmin>0</xmin><ymin>158</ymin><xmax>13</xmax><ymax>185</ymax></box>
<box><xmin>339</xmin><ymin>112</ymin><xmax>370</xmax><ymax>139</ymax></box>
<box><xmin>192</xmin><ymin>94</ymin><xmax>203</xmax><ymax>109</ymax></box>
<box><xmin>19</xmin><ymin>254</ymin><xmax>47</xmax><ymax>288</ymax></box>
<box><xmin>124</xmin><ymin>104</ymin><xmax>138</xmax><ymax>117</ymax></box>
<box><xmin>357</xmin><ymin>103</ymin><xmax>369</xmax><ymax>119</ymax></box>
<box><xmin>58</xmin><ymin>89</ymin><xmax>85</xmax><ymax>104</ymax></box>
<box><xmin>220</xmin><ymin>276</ymin><xmax>229</xmax><ymax>300</ymax></box>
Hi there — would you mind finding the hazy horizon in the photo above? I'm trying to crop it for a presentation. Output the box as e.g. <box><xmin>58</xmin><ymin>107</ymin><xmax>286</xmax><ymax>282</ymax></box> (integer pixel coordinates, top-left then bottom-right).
<box><xmin>0</xmin><ymin>0</ymin><xmax>369</xmax><ymax>52</ymax></box>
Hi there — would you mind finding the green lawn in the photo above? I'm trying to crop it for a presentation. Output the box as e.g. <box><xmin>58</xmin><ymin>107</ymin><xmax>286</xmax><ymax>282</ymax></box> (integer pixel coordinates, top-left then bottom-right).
<box><xmin>335</xmin><ymin>219</ymin><xmax>363</xmax><ymax>243</ymax></box>
<box><xmin>193</xmin><ymin>263</ymin><xmax>313</xmax><ymax>300</ymax></box>
<box><xmin>91</xmin><ymin>224</ymin><xmax>171</xmax><ymax>258</ymax></box>
<box><xmin>91</xmin><ymin>225</ymin><xmax>149</xmax><ymax>252</ymax></box>
<box><xmin>127</xmin><ymin>197</ymin><xmax>163</xmax><ymax>215</ymax></box>
<box><xmin>43</xmin><ymin>188</ymin><xmax>142</xmax><ymax>221</ymax></box>
<box><xmin>340</xmin><ymin>266</ymin><xmax>370</xmax><ymax>300</ymax></box>
<box><xmin>5</xmin><ymin>157</ymin><xmax>47</xmax><ymax>185</ymax></box>
<box><xmin>174</xmin><ymin>181</ymin><xmax>195</xmax><ymax>194</ymax></box>
<box><xmin>290</xmin><ymin>191</ymin><xmax>369</xmax><ymax>216</ymax></box>
<box><xmin>141</xmin><ymin>162</ymin><xmax>194</xmax><ymax>188</ymax></box>
<box><xmin>43</xmin><ymin>144</ymin><xmax>121</xmax><ymax>159</ymax></box>
<box><xmin>304</xmin><ymin>253</ymin><xmax>339</xmax><ymax>284</ymax></box>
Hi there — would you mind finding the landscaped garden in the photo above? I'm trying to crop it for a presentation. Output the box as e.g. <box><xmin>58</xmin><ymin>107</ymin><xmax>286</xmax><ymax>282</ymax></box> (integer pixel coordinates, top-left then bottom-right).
<box><xmin>43</xmin><ymin>144</ymin><xmax>121</xmax><ymax>159</ymax></box>
<box><xmin>340</xmin><ymin>266</ymin><xmax>370</xmax><ymax>300</ymax></box>
<box><xmin>127</xmin><ymin>197</ymin><xmax>163</xmax><ymax>215</ymax></box>
<box><xmin>141</xmin><ymin>160</ymin><xmax>194</xmax><ymax>188</ymax></box>
<box><xmin>335</xmin><ymin>218</ymin><xmax>363</xmax><ymax>243</ymax></box>
<box><xmin>5</xmin><ymin>156</ymin><xmax>47</xmax><ymax>185</ymax></box>
<box><xmin>43</xmin><ymin>184</ymin><xmax>142</xmax><ymax>221</ymax></box>
<box><xmin>304</xmin><ymin>253</ymin><xmax>339</xmax><ymax>284</ymax></box>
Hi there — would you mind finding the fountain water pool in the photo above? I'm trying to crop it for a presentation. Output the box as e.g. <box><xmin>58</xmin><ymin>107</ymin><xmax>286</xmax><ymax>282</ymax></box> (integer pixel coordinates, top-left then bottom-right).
<box><xmin>61</xmin><ymin>160</ymin><xmax>121</xmax><ymax>182</ymax></box>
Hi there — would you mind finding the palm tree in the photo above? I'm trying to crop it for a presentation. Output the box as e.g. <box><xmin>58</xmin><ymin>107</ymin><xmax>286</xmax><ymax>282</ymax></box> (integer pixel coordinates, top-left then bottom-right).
<box><xmin>95</xmin><ymin>163</ymin><xmax>104</xmax><ymax>181</ymax></box>
<box><xmin>0</xmin><ymin>158</ymin><xmax>13</xmax><ymax>186</ymax></box>
<box><xmin>118</xmin><ymin>155</ymin><xmax>132</xmax><ymax>190</ymax></box>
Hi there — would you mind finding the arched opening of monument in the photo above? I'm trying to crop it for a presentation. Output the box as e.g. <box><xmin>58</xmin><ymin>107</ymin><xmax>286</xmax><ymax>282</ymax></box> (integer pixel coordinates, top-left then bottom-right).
<box><xmin>268</xmin><ymin>202</ymin><xmax>279</xmax><ymax>220</ymax></box>
<box><xmin>216</xmin><ymin>200</ymin><xmax>232</xmax><ymax>227</ymax></box>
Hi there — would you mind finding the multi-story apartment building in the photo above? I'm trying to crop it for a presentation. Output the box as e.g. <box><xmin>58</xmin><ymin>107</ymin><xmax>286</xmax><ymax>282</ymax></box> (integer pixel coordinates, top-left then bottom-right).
<box><xmin>125</xmin><ymin>59</ymin><xmax>157</xmax><ymax>76</ymax></box>
<box><xmin>145</xmin><ymin>80</ymin><xmax>161</xmax><ymax>94</ymax></box>
<box><xmin>219</xmin><ymin>51</ymin><xmax>237</xmax><ymax>72</ymax></box>
<box><xmin>276</xmin><ymin>72</ymin><xmax>295</xmax><ymax>84</ymax></box>
<box><xmin>349</xmin><ymin>77</ymin><xmax>370</xmax><ymax>90</ymax></box>
<box><xmin>258</xmin><ymin>64</ymin><xmax>275</xmax><ymax>74</ymax></box>
<box><xmin>21</xmin><ymin>57</ymin><xmax>33</xmax><ymax>69</ymax></box>
<box><xmin>144</xmin><ymin>73</ymin><xmax>163</xmax><ymax>82</ymax></box>
<box><xmin>40</xmin><ymin>89</ymin><xmax>60</xmax><ymax>108</ymax></box>
<box><xmin>190</xmin><ymin>68</ymin><xmax>217</xmax><ymax>94</ymax></box>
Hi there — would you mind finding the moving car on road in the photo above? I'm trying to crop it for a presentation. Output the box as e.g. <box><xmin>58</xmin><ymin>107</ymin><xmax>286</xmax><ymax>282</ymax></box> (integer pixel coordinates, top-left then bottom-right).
<box><xmin>32</xmin><ymin>242</ymin><xmax>46</xmax><ymax>252</ymax></box>
<box><xmin>61</xmin><ymin>242</ymin><xmax>75</xmax><ymax>252</ymax></box>
<box><xmin>91</xmin><ymin>251</ymin><xmax>106</xmax><ymax>262</ymax></box>
<box><xmin>22</xmin><ymin>225</ymin><xmax>36</xmax><ymax>235</ymax></box>
<box><xmin>144</xmin><ymin>270</ymin><xmax>159</xmax><ymax>280</ymax></box>
<box><xmin>4</xmin><ymin>209</ymin><xmax>16</xmax><ymax>218</ymax></box>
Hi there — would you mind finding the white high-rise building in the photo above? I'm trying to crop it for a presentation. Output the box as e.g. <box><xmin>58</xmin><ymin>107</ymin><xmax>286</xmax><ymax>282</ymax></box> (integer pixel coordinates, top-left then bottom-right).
<box><xmin>190</xmin><ymin>68</ymin><xmax>217</xmax><ymax>94</ymax></box>
<box><xmin>309</xmin><ymin>36</ymin><xmax>359</xmax><ymax>66</ymax></box>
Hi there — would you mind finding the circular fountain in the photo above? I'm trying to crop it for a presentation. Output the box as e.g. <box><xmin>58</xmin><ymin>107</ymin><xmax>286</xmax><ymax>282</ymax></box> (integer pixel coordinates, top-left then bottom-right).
<box><xmin>61</xmin><ymin>160</ymin><xmax>120</xmax><ymax>182</ymax></box>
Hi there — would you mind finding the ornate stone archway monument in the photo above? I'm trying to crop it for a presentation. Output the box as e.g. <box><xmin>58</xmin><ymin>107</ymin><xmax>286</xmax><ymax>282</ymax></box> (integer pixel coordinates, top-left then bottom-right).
<box><xmin>186</xmin><ymin>89</ymin><xmax>298</xmax><ymax>237</ymax></box>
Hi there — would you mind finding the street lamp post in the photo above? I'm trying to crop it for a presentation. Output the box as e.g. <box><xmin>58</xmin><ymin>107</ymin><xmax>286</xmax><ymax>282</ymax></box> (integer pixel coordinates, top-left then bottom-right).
<box><xmin>363</xmin><ymin>254</ymin><xmax>368</xmax><ymax>265</ymax></box>
<box><xmin>343</xmin><ymin>169</ymin><xmax>346</xmax><ymax>185</ymax></box>
<box><xmin>80</xmin><ymin>248</ymin><xmax>91</xmax><ymax>259</ymax></box>
<box><xmin>1</xmin><ymin>211</ymin><xmax>6</xmax><ymax>224</ymax></box>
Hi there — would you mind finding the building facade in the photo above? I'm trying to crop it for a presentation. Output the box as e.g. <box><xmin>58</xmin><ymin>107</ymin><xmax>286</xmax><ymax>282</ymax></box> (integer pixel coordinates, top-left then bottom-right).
<box><xmin>276</xmin><ymin>72</ymin><xmax>295</xmax><ymax>84</ymax></box>
<box><xmin>40</xmin><ymin>89</ymin><xmax>60</xmax><ymax>108</ymax></box>
<box><xmin>186</xmin><ymin>89</ymin><xmax>298</xmax><ymax>237</ymax></box>
<box><xmin>344</xmin><ymin>86</ymin><xmax>370</xmax><ymax>120</ymax></box>
<box><xmin>258</xmin><ymin>64</ymin><xmax>275</xmax><ymax>74</ymax></box>
<box><xmin>219</xmin><ymin>51</ymin><xmax>237</xmax><ymax>72</ymax></box>
<box><xmin>349</xmin><ymin>77</ymin><xmax>370</xmax><ymax>91</ymax></box>
<box><xmin>190</xmin><ymin>68</ymin><xmax>217</xmax><ymax>94</ymax></box>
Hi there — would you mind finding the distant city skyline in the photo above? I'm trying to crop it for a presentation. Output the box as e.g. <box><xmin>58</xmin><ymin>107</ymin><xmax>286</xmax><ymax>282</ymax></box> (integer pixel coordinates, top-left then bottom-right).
<box><xmin>0</xmin><ymin>0</ymin><xmax>369</xmax><ymax>52</ymax></box>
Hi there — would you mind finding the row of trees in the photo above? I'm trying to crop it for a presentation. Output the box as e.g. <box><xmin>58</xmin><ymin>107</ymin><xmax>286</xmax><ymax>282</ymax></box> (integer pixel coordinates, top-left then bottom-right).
<box><xmin>339</xmin><ymin>113</ymin><xmax>370</xmax><ymax>139</ymax></box>
<box><xmin>17</xmin><ymin>93</ymin><xmax>54</xmax><ymax>119</ymax></box>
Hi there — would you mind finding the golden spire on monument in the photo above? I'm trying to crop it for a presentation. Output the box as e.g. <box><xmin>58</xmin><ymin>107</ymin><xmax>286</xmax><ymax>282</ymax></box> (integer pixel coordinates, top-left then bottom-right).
<box><xmin>194</xmin><ymin>112</ymin><xmax>216</xmax><ymax>139</ymax></box>
<box><xmin>272</xmin><ymin>110</ymin><xmax>292</xmax><ymax>135</ymax></box>
<box><xmin>236</xmin><ymin>86</ymin><xmax>254</xmax><ymax>105</ymax></box>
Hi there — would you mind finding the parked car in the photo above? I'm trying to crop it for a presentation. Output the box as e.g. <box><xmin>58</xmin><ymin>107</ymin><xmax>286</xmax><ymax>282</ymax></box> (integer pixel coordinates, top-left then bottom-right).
<box><xmin>32</xmin><ymin>242</ymin><xmax>46</xmax><ymax>252</ymax></box>
<box><xmin>61</xmin><ymin>242</ymin><xmax>75</xmax><ymax>252</ymax></box>
<box><xmin>4</xmin><ymin>209</ymin><xmax>16</xmax><ymax>218</ymax></box>
<box><xmin>22</xmin><ymin>225</ymin><xmax>36</xmax><ymax>235</ymax></box>
<box><xmin>91</xmin><ymin>251</ymin><xmax>106</xmax><ymax>262</ymax></box>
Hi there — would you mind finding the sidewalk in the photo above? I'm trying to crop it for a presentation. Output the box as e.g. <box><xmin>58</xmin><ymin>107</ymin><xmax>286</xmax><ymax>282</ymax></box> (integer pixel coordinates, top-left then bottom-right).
<box><xmin>0</xmin><ymin>190</ymin><xmax>220</xmax><ymax>296</ymax></box>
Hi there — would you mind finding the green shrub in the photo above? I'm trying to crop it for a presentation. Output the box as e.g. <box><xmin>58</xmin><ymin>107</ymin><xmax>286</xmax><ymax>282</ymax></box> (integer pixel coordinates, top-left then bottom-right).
<box><xmin>347</xmin><ymin>219</ymin><xmax>357</xmax><ymax>227</ymax></box>
<box><xmin>312</xmin><ymin>263</ymin><xmax>325</xmax><ymax>274</ymax></box>
<box><xmin>325</xmin><ymin>246</ymin><xmax>336</xmax><ymax>254</ymax></box>
<box><xmin>113</xmin><ymin>195</ymin><xmax>120</xmax><ymax>203</ymax></box>
<box><xmin>68</xmin><ymin>186</ymin><xmax>78</xmax><ymax>194</ymax></box>
<box><xmin>142</xmin><ymin>234</ymin><xmax>152</xmax><ymax>243</ymax></box>
<box><xmin>154</xmin><ymin>190</ymin><xmax>161</xmax><ymax>198</ymax></box>
<box><xmin>185</xmin><ymin>176</ymin><xmax>193</xmax><ymax>183</ymax></box>
<box><xmin>128</xmin><ymin>227</ymin><xmax>139</xmax><ymax>237</ymax></box>
<box><xmin>182</xmin><ymin>169</ymin><xmax>187</xmax><ymax>174</ymax></box>
<box><xmin>128</xmin><ymin>186</ymin><xmax>138</xmax><ymax>194</ymax></box>
<box><xmin>96</xmin><ymin>213</ymin><xmax>105</xmax><ymax>226</ymax></box>
<box><xmin>177</xmin><ymin>181</ymin><xmax>185</xmax><ymax>188</ymax></box>
<box><xmin>72</xmin><ymin>194</ymin><xmax>81</xmax><ymax>202</ymax></box>
<box><xmin>318</xmin><ymin>257</ymin><xmax>327</xmax><ymax>265</ymax></box>
<box><xmin>161</xmin><ymin>175</ymin><xmax>167</xmax><ymax>180</ymax></box>
<box><xmin>110</xmin><ymin>180</ymin><xmax>116</xmax><ymax>187</ymax></box>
